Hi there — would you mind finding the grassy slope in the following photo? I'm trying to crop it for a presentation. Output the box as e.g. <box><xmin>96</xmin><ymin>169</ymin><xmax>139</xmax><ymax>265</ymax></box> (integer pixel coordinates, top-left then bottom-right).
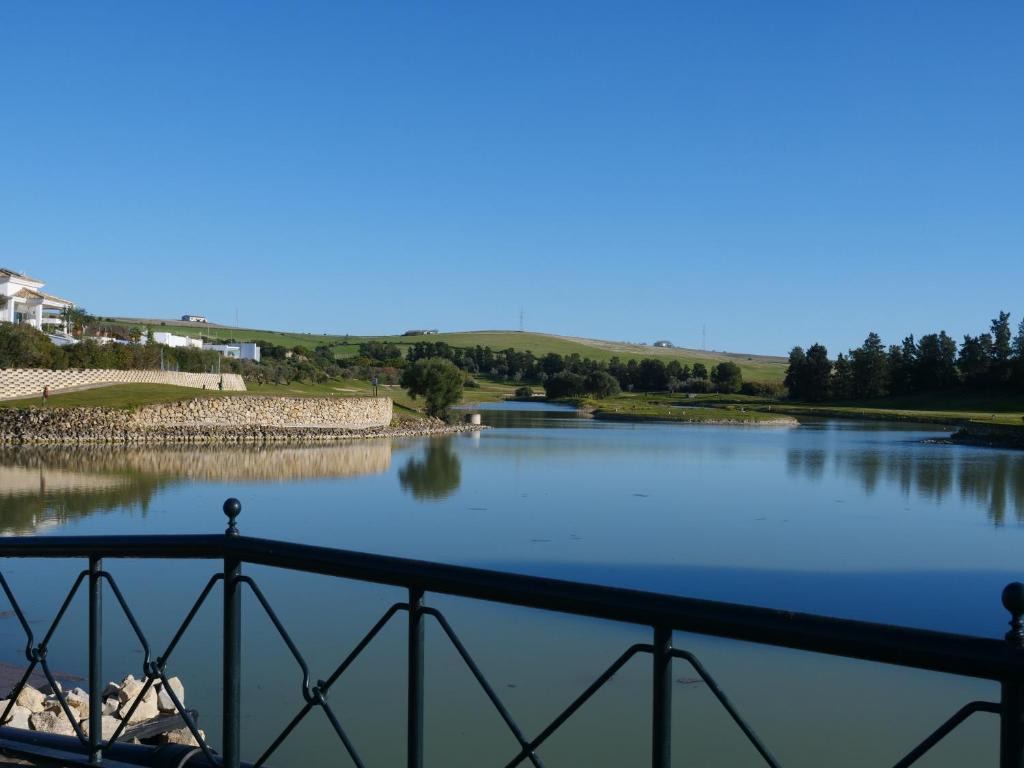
<box><xmin>0</xmin><ymin>377</ymin><xmax>517</xmax><ymax>412</ymax></box>
<box><xmin>113</xmin><ymin>319</ymin><xmax>788</xmax><ymax>382</ymax></box>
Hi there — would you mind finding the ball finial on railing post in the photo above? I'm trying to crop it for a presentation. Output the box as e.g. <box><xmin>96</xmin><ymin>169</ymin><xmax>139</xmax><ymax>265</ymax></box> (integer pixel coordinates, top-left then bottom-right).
<box><xmin>223</xmin><ymin>498</ymin><xmax>241</xmax><ymax>537</ymax></box>
<box><xmin>1002</xmin><ymin>582</ymin><xmax>1024</xmax><ymax>648</ymax></box>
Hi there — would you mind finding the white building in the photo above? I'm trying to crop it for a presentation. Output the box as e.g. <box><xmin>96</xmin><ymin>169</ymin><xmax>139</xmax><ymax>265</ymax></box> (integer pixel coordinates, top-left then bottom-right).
<box><xmin>151</xmin><ymin>331</ymin><xmax>204</xmax><ymax>349</ymax></box>
<box><xmin>181</xmin><ymin>314</ymin><xmax>208</xmax><ymax>323</ymax></box>
<box><xmin>0</xmin><ymin>268</ymin><xmax>74</xmax><ymax>333</ymax></box>
<box><xmin>203</xmin><ymin>342</ymin><xmax>260</xmax><ymax>362</ymax></box>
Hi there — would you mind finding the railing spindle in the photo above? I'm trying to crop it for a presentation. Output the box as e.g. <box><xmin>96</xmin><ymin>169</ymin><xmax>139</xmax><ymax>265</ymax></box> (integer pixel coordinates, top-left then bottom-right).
<box><xmin>1001</xmin><ymin>584</ymin><xmax>1024</xmax><ymax>768</ymax></box>
<box><xmin>223</xmin><ymin>499</ymin><xmax>243</xmax><ymax>768</ymax></box>
<box><xmin>652</xmin><ymin>626</ymin><xmax>672</xmax><ymax>768</ymax></box>
<box><xmin>408</xmin><ymin>587</ymin><xmax>425</xmax><ymax>768</ymax></box>
<box><xmin>88</xmin><ymin>555</ymin><xmax>102</xmax><ymax>765</ymax></box>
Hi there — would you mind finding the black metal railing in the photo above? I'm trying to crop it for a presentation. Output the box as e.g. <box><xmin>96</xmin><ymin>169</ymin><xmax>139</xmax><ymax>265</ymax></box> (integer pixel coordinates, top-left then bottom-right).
<box><xmin>0</xmin><ymin>497</ymin><xmax>1022</xmax><ymax>767</ymax></box>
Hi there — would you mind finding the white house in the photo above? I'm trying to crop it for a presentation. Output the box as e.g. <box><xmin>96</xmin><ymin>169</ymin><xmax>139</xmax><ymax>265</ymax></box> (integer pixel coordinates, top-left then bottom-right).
<box><xmin>0</xmin><ymin>268</ymin><xmax>74</xmax><ymax>333</ymax></box>
<box><xmin>181</xmin><ymin>314</ymin><xmax>208</xmax><ymax>323</ymax></box>
<box><xmin>203</xmin><ymin>342</ymin><xmax>261</xmax><ymax>362</ymax></box>
<box><xmin>151</xmin><ymin>331</ymin><xmax>204</xmax><ymax>349</ymax></box>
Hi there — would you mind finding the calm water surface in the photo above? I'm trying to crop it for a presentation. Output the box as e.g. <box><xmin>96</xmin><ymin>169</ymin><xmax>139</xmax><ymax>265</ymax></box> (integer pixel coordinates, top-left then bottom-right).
<box><xmin>1</xmin><ymin>402</ymin><xmax>1022</xmax><ymax>766</ymax></box>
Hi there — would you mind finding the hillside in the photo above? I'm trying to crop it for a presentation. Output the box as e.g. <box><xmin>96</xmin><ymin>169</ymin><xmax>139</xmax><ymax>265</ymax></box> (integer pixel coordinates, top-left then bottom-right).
<box><xmin>112</xmin><ymin>319</ymin><xmax>788</xmax><ymax>382</ymax></box>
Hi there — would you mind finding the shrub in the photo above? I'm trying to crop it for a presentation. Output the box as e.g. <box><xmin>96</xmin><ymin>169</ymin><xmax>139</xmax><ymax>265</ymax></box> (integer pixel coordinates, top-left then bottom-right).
<box><xmin>514</xmin><ymin>386</ymin><xmax>534</xmax><ymax>398</ymax></box>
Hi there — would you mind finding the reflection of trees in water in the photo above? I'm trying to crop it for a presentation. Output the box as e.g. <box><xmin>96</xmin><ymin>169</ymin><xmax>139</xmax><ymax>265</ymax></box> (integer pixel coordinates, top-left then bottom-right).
<box><xmin>398</xmin><ymin>440</ymin><xmax>461</xmax><ymax>500</ymax></box>
<box><xmin>787</xmin><ymin>446</ymin><xmax>1024</xmax><ymax>525</ymax></box>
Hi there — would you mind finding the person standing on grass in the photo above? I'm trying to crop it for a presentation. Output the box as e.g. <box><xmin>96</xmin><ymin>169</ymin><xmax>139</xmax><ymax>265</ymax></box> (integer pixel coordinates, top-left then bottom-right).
<box><xmin>42</xmin><ymin>385</ymin><xmax>50</xmax><ymax>406</ymax></box>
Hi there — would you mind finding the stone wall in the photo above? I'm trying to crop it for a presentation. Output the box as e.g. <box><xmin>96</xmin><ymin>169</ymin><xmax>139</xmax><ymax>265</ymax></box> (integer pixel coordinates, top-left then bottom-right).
<box><xmin>0</xmin><ymin>368</ymin><xmax>246</xmax><ymax>400</ymax></box>
<box><xmin>130</xmin><ymin>396</ymin><xmax>392</xmax><ymax>429</ymax></box>
<box><xmin>0</xmin><ymin>395</ymin><xmax>394</xmax><ymax>443</ymax></box>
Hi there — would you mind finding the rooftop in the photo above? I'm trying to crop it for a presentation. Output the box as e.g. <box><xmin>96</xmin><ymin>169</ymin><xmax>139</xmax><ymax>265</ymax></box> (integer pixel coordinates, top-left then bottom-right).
<box><xmin>0</xmin><ymin>268</ymin><xmax>43</xmax><ymax>284</ymax></box>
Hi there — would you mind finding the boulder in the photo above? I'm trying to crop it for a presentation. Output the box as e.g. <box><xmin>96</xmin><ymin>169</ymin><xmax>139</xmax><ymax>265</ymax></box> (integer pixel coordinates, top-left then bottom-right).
<box><xmin>119</xmin><ymin>695</ymin><xmax>158</xmax><ymax>725</ymax></box>
<box><xmin>101</xmin><ymin>697</ymin><xmax>119</xmax><ymax>716</ymax></box>
<box><xmin>162</xmin><ymin>727</ymin><xmax>202</xmax><ymax>747</ymax></box>
<box><xmin>0</xmin><ymin>703</ymin><xmax>32</xmax><ymax>730</ymax></box>
<box><xmin>29</xmin><ymin>708</ymin><xmax>76</xmax><ymax>736</ymax></box>
<box><xmin>117</xmin><ymin>675</ymin><xmax>144</xmax><ymax>704</ymax></box>
<box><xmin>80</xmin><ymin>715</ymin><xmax>120</xmax><ymax>741</ymax></box>
<box><xmin>156</xmin><ymin>677</ymin><xmax>184</xmax><ymax>712</ymax></box>
<box><xmin>14</xmin><ymin>685</ymin><xmax>46</xmax><ymax>713</ymax></box>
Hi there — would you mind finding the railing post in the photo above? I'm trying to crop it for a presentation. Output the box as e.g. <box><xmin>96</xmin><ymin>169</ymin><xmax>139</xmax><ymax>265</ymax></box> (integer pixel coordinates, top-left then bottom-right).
<box><xmin>408</xmin><ymin>588</ymin><xmax>424</xmax><ymax>768</ymax></box>
<box><xmin>652</xmin><ymin>625</ymin><xmax>672</xmax><ymax>768</ymax></box>
<box><xmin>223</xmin><ymin>499</ymin><xmax>243</xmax><ymax>768</ymax></box>
<box><xmin>88</xmin><ymin>556</ymin><xmax>102</xmax><ymax>765</ymax></box>
<box><xmin>1001</xmin><ymin>583</ymin><xmax>1024</xmax><ymax>768</ymax></box>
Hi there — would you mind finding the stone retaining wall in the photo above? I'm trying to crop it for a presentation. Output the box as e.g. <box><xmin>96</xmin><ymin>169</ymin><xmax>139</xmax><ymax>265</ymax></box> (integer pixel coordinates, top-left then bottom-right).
<box><xmin>0</xmin><ymin>396</ymin><xmax>394</xmax><ymax>444</ymax></box>
<box><xmin>0</xmin><ymin>368</ymin><xmax>246</xmax><ymax>400</ymax></box>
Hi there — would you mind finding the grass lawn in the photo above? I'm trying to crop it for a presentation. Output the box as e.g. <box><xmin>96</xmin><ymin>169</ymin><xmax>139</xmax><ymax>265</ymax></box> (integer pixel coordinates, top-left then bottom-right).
<box><xmin>579</xmin><ymin>392</ymin><xmax>795</xmax><ymax>424</ymax></box>
<box><xmin>112</xmin><ymin>319</ymin><xmax>788</xmax><ymax>383</ymax></box>
<box><xmin>0</xmin><ymin>375</ymin><xmax>514</xmax><ymax>414</ymax></box>
<box><xmin>598</xmin><ymin>389</ymin><xmax>1024</xmax><ymax>428</ymax></box>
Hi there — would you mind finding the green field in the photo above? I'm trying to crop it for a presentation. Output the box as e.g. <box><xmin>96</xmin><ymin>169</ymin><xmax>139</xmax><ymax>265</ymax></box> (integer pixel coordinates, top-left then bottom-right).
<box><xmin>616</xmin><ymin>390</ymin><xmax>1024</xmax><ymax>428</ymax></box>
<box><xmin>112</xmin><ymin>319</ymin><xmax>788</xmax><ymax>383</ymax></box>
<box><xmin>580</xmin><ymin>393</ymin><xmax>795</xmax><ymax>424</ymax></box>
<box><xmin>0</xmin><ymin>376</ymin><xmax>516</xmax><ymax>413</ymax></box>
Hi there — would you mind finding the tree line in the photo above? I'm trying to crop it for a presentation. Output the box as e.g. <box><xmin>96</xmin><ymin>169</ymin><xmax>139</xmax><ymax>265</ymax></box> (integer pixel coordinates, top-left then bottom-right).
<box><xmin>785</xmin><ymin>311</ymin><xmax>1024</xmax><ymax>401</ymax></box>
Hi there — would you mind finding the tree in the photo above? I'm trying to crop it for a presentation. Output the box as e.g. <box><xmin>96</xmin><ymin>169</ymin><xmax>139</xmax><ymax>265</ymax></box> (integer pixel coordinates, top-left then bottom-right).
<box><xmin>850</xmin><ymin>332</ymin><xmax>889</xmax><ymax>399</ymax></box>
<box><xmin>887</xmin><ymin>336</ymin><xmax>917</xmax><ymax>396</ymax></box>
<box><xmin>400</xmin><ymin>357</ymin><xmax>464</xmax><ymax>418</ymax></box>
<box><xmin>635</xmin><ymin>359</ymin><xmax>668</xmax><ymax>391</ymax></box>
<box><xmin>916</xmin><ymin>332</ymin><xmax>958</xmax><ymax>390</ymax></box>
<box><xmin>691</xmin><ymin>363</ymin><xmax>708</xmax><ymax>381</ymax></box>
<box><xmin>584</xmin><ymin>370</ymin><xmax>621</xmax><ymax>399</ymax></box>
<box><xmin>61</xmin><ymin>306</ymin><xmax>93</xmax><ymax>338</ymax></box>
<box><xmin>832</xmin><ymin>353</ymin><xmax>853</xmax><ymax>399</ymax></box>
<box><xmin>990</xmin><ymin>311</ymin><xmax>1013</xmax><ymax>384</ymax></box>
<box><xmin>803</xmin><ymin>344</ymin><xmax>832</xmax><ymax>401</ymax></box>
<box><xmin>958</xmin><ymin>334</ymin><xmax>993</xmax><ymax>387</ymax></box>
<box><xmin>711</xmin><ymin>361</ymin><xmax>743</xmax><ymax>393</ymax></box>
<box><xmin>784</xmin><ymin>347</ymin><xmax>807</xmax><ymax>399</ymax></box>
<box><xmin>544</xmin><ymin>371</ymin><xmax>588</xmax><ymax>399</ymax></box>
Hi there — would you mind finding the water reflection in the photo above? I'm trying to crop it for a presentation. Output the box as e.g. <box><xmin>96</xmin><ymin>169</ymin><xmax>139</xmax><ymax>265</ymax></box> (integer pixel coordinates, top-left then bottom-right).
<box><xmin>787</xmin><ymin>444</ymin><xmax>1024</xmax><ymax>525</ymax></box>
<box><xmin>0</xmin><ymin>443</ymin><xmax>394</xmax><ymax>534</ymax></box>
<box><xmin>398</xmin><ymin>439</ymin><xmax>461</xmax><ymax>500</ymax></box>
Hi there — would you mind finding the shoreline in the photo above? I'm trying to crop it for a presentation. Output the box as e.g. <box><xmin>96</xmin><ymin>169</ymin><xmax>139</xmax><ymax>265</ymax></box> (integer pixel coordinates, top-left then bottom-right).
<box><xmin>0</xmin><ymin>418</ymin><xmax>483</xmax><ymax>445</ymax></box>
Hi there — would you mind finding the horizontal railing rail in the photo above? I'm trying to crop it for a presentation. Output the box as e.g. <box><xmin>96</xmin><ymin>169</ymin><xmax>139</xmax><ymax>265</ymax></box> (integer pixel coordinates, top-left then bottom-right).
<box><xmin>0</xmin><ymin>498</ymin><xmax>1021</xmax><ymax>768</ymax></box>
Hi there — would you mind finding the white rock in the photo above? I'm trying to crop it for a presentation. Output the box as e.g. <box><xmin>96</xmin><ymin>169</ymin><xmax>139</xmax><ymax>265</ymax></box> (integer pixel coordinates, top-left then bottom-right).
<box><xmin>101</xmin><ymin>697</ymin><xmax>119</xmax><ymax>716</ymax></box>
<box><xmin>80</xmin><ymin>715</ymin><xmax>120</xmax><ymax>740</ymax></box>
<box><xmin>29</xmin><ymin>709</ymin><xmax>76</xmax><ymax>736</ymax></box>
<box><xmin>15</xmin><ymin>685</ymin><xmax>46</xmax><ymax>714</ymax></box>
<box><xmin>156</xmin><ymin>677</ymin><xmax>184</xmax><ymax>712</ymax></box>
<box><xmin>119</xmin><ymin>695</ymin><xmax>158</xmax><ymax>725</ymax></box>
<box><xmin>0</xmin><ymin>703</ymin><xmax>32</xmax><ymax>730</ymax></box>
<box><xmin>162</xmin><ymin>727</ymin><xmax>200</xmax><ymax>746</ymax></box>
<box><xmin>118</xmin><ymin>676</ymin><xmax>144</xmax><ymax>704</ymax></box>
<box><xmin>65</xmin><ymin>688</ymin><xmax>90</xmax><ymax>719</ymax></box>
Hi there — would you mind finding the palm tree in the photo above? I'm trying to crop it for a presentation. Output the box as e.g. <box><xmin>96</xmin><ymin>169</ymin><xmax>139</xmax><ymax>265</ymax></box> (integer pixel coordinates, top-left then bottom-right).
<box><xmin>61</xmin><ymin>306</ymin><xmax>92</xmax><ymax>338</ymax></box>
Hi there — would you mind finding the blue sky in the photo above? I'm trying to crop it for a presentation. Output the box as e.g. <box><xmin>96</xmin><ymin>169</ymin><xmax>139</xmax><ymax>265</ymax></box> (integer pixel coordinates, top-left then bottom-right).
<box><xmin>1</xmin><ymin>2</ymin><xmax>1021</xmax><ymax>356</ymax></box>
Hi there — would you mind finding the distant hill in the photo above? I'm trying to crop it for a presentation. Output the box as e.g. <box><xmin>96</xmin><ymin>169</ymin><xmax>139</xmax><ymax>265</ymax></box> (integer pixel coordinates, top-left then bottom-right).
<box><xmin>112</xmin><ymin>319</ymin><xmax>788</xmax><ymax>382</ymax></box>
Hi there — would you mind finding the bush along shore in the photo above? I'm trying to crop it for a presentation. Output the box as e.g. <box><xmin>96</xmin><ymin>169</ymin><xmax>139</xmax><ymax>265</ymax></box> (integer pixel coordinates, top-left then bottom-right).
<box><xmin>2</xmin><ymin>674</ymin><xmax>200</xmax><ymax>746</ymax></box>
<box><xmin>0</xmin><ymin>405</ymin><xmax>482</xmax><ymax>444</ymax></box>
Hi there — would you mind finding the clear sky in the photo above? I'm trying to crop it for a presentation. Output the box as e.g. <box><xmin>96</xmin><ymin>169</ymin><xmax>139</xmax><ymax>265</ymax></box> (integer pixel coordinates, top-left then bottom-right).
<box><xmin>2</xmin><ymin>2</ymin><xmax>1021</xmax><ymax>356</ymax></box>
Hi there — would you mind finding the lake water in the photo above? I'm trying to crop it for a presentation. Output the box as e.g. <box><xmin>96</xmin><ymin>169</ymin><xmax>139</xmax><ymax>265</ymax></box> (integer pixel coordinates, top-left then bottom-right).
<box><xmin>1</xmin><ymin>401</ymin><xmax>1023</xmax><ymax>766</ymax></box>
